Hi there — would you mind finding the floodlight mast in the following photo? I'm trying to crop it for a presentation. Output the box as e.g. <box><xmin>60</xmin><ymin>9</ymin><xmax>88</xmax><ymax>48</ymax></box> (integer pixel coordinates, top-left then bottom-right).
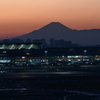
<box><xmin>28</xmin><ymin>44</ymin><xmax>33</xmax><ymax>49</ymax></box>
<box><xmin>0</xmin><ymin>44</ymin><xmax>4</xmax><ymax>49</ymax></box>
<box><xmin>84</xmin><ymin>50</ymin><xmax>87</xmax><ymax>56</ymax></box>
<box><xmin>45</xmin><ymin>51</ymin><xmax>48</xmax><ymax>57</ymax></box>
<box><xmin>10</xmin><ymin>44</ymin><xmax>14</xmax><ymax>50</ymax></box>
<box><xmin>45</xmin><ymin>50</ymin><xmax>49</xmax><ymax>68</ymax></box>
<box><xmin>19</xmin><ymin>44</ymin><xmax>24</xmax><ymax>49</ymax></box>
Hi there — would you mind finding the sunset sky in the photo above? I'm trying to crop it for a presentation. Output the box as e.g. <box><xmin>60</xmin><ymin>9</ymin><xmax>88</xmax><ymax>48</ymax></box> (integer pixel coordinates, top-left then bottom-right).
<box><xmin>0</xmin><ymin>0</ymin><xmax>100</xmax><ymax>40</ymax></box>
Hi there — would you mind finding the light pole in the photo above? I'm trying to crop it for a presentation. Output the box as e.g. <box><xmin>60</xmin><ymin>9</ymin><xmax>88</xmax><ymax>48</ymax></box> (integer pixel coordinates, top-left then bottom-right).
<box><xmin>45</xmin><ymin>50</ymin><xmax>49</xmax><ymax>70</ymax></box>
<box><xmin>45</xmin><ymin>51</ymin><xmax>48</xmax><ymax>65</ymax></box>
<box><xmin>84</xmin><ymin>50</ymin><xmax>87</xmax><ymax>56</ymax></box>
<box><xmin>45</xmin><ymin>51</ymin><xmax>48</xmax><ymax>57</ymax></box>
<box><xmin>83</xmin><ymin>50</ymin><xmax>87</xmax><ymax>63</ymax></box>
<box><xmin>62</xmin><ymin>55</ymin><xmax>65</xmax><ymax>67</ymax></box>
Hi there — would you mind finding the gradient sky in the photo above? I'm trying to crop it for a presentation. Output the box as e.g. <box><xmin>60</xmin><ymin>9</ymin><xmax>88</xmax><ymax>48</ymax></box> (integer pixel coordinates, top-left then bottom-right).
<box><xmin>0</xmin><ymin>0</ymin><xmax>100</xmax><ymax>40</ymax></box>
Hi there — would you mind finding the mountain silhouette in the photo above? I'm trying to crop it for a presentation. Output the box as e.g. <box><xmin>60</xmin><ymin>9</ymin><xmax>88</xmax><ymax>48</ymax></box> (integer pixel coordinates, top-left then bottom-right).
<box><xmin>38</xmin><ymin>22</ymin><xmax>72</xmax><ymax>33</ymax></box>
<box><xmin>11</xmin><ymin>22</ymin><xmax>100</xmax><ymax>45</ymax></box>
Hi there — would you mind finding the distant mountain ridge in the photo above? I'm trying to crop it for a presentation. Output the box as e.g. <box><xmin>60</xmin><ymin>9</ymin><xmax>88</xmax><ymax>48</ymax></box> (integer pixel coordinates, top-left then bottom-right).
<box><xmin>12</xmin><ymin>22</ymin><xmax>100</xmax><ymax>45</ymax></box>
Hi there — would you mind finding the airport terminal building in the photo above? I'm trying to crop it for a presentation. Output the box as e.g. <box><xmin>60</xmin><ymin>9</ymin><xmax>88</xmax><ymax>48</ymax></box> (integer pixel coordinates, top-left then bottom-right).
<box><xmin>0</xmin><ymin>43</ymin><xmax>41</xmax><ymax>65</ymax></box>
<box><xmin>0</xmin><ymin>43</ymin><xmax>100</xmax><ymax>66</ymax></box>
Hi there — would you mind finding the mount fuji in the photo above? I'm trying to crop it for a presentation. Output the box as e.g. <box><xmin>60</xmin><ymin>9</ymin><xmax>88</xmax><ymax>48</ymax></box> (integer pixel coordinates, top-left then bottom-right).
<box><xmin>12</xmin><ymin>22</ymin><xmax>100</xmax><ymax>45</ymax></box>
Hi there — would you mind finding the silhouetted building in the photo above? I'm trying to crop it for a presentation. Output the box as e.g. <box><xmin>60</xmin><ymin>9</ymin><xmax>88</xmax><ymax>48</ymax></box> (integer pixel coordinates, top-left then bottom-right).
<box><xmin>33</xmin><ymin>39</ymin><xmax>47</xmax><ymax>49</ymax></box>
<box><xmin>10</xmin><ymin>39</ymin><xmax>24</xmax><ymax>43</ymax></box>
<box><xmin>49</xmin><ymin>38</ymin><xmax>55</xmax><ymax>47</ymax></box>
<box><xmin>65</xmin><ymin>41</ymin><xmax>72</xmax><ymax>47</ymax></box>
<box><xmin>0</xmin><ymin>39</ymin><xmax>10</xmax><ymax>43</ymax></box>
<box><xmin>25</xmin><ymin>39</ymin><xmax>31</xmax><ymax>43</ymax></box>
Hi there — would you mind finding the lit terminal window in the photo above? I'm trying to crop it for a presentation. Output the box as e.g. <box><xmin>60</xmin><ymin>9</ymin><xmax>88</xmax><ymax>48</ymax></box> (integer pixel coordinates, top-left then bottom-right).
<box><xmin>95</xmin><ymin>55</ymin><xmax>98</xmax><ymax>57</ymax></box>
<box><xmin>3</xmin><ymin>51</ymin><xmax>6</xmax><ymax>53</ymax></box>
<box><xmin>26</xmin><ymin>53</ymin><xmax>30</xmax><ymax>55</ymax></box>
<box><xmin>57</xmin><ymin>56</ymin><xmax>59</xmax><ymax>58</ymax></box>
<box><xmin>75</xmin><ymin>56</ymin><xmax>79</xmax><ymax>58</ymax></box>
<box><xmin>22</xmin><ymin>56</ymin><xmax>26</xmax><ymax>59</ymax></box>
<box><xmin>68</xmin><ymin>59</ymin><xmax>71</xmax><ymax>61</ymax></box>
<box><xmin>62</xmin><ymin>55</ymin><xmax>64</xmax><ymax>58</ymax></box>
<box><xmin>67</xmin><ymin>56</ymin><xmax>72</xmax><ymax>58</ymax></box>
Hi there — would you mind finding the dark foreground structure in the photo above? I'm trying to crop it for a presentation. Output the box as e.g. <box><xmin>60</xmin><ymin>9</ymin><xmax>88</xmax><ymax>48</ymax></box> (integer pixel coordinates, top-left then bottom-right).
<box><xmin>0</xmin><ymin>68</ymin><xmax>100</xmax><ymax>100</ymax></box>
<box><xmin>0</xmin><ymin>43</ymin><xmax>100</xmax><ymax>99</ymax></box>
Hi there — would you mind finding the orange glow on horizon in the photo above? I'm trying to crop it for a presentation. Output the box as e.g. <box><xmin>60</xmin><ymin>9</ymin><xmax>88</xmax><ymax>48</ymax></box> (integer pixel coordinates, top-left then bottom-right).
<box><xmin>0</xmin><ymin>0</ymin><xmax>100</xmax><ymax>40</ymax></box>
